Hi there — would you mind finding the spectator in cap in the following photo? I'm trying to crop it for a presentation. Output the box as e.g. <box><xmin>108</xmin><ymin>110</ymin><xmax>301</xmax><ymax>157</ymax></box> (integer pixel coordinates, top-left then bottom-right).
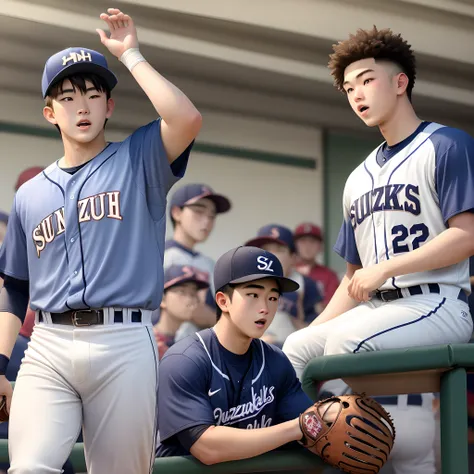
<box><xmin>245</xmin><ymin>224</ymin><xmax>323</xmax><ymax>346</ymax></box>
<box><xmin>293</xmin><ymin>223</ymin><xmax>340</xmax><ymax>308</ymax></box>
<box><xmin>153</xmin><ymin>265</ymin><xmax>209</xmax><ymax>359</ymax></box>
<box><xmin>164</xmin><ymin>183</ymin><xmax>232</xmax><ymax>340</ymax></box>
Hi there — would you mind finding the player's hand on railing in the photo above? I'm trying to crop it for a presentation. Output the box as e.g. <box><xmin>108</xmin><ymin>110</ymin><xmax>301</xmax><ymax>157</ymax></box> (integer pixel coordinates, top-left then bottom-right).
<box><xmin>0</xmin><ymin>375</ymin><xmax>13</xmax><ymax>421</ymax></box>
<box><xmin>96</xmin><ymin>8</ymin><xmax>139</xmax><ymax>59</ymax></box>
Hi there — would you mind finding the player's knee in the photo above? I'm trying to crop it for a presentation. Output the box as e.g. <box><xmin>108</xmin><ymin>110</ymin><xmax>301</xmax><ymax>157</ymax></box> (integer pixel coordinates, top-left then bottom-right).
<box><xmin>282</xmin><ymin>330</ymin><xmax>304</xmax><ymax>361</ymax></box>
<box><xmin>9</xmin><ymin>462</ymin><xmax>59</xmax><ymax>474</ymax></box>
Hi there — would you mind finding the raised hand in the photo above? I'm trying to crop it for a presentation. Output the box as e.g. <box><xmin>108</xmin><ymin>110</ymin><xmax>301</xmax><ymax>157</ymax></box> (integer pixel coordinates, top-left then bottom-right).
<box><xmin>96</xmin><ymin>8</ymin><xmax>139</xmax><ymax>59</ymax></box>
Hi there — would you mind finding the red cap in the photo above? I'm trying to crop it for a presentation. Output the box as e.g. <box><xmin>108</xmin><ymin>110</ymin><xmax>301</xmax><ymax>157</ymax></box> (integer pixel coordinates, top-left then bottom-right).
<box><xmin>15</xmin><ymin>167</ymin><xmax>45</xmax><ymax>191</ymax></box>
<box><xmin>294</xmin><ymin>223</ymin><xmax>323</xmax><ymax>241</ymax></box>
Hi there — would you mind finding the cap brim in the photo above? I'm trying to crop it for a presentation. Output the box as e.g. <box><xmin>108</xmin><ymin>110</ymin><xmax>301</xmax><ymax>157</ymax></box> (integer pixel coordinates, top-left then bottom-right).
<box><xmin>165</xmin><ymin>277</ymin><xmax>209</xmax><ymax>291</ymax></box>
<box><xmin>245</xmin><ymin>237</ymin><xmax>289</xmax><ymax>249</ymax></box>
<box><xmin>43</xmin><ymin>63</ymin><xmax>118</xmax><ymax>98</ymax></box>
<box><xmin>186</xmin><ymin>193</ymin><xmax>231</xmax><ymax>213</ymax></box>
<box><xmin>227</xmin><ymin>274</ymin><xmax>299</xmax><ymax>293</ymax></box>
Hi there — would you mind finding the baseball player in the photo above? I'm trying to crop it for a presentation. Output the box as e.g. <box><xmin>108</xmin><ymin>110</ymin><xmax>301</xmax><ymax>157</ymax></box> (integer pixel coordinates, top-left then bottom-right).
<box><xmin>293</xmin><ymin>223</ymin><xmax>340</xmax><ymax>307</ymax></box>
<box><xmin>153</xmin><ymin>264</ymin><xmax>209</xmax><ymax>359</ymax></box>
<box><xmin>245</xmin><ymin>224</ymin><xmax>323</xmax><ymax>346</ymax></box>
<box><xmin>155</xmin><ymin>245</ymin><xmax>320</xmax><ymax>462</ymax></box>
<box><xmin>163</xmin><ymin>183</ymin><xmax>231</xmax><ymax>338</ymax></box>
<box><xmin>283</xmin><ymin>26</ymin><xmax>474</xmax><ymax>380</ymax></box>
<box><xmin>0</xmin><ymin>7</ymin><xmax>201</xmax><ymax>474</ymax></box>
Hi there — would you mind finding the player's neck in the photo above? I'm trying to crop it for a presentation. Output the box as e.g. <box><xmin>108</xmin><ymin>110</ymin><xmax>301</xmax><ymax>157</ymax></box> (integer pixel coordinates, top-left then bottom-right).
<box><xmin>173</xmin><ymin>227</ymin><xmax>198</xmax><ymax>250</ymax></box>
<box><xmin>60</xmin><ymin>131</ymin><xmax>108</xmax><ymax>168</ymax></box>
<box><xmin>155</xmin><ymin>311</ymin><xmax>181</xmax><ymax>336</ymax></box>
<box><xmin>213</xmin><ymin>319</ymin><xmax>252</xmax><ymax>355</ymax></box>
<box><xmin>378</xmin><ymin>101</ymin><xmax>422</xmax><ymax>146</ymax></box>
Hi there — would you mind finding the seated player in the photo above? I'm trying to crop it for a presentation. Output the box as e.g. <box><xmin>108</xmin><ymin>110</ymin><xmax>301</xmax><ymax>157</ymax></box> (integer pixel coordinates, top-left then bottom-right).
<box><xmin>153</xmin><ymin>265</ymin><xmax>209</xmax><ymax>359</ymax></box>
<box><xmin>245</xmin><ymin>224</ymin><xmax>323</xmax><ymax>346</ymax></box>
<box><xmin>155</xmin><ymin>246</ymin><xmax>320</xmax><ymax>463</ymax></box>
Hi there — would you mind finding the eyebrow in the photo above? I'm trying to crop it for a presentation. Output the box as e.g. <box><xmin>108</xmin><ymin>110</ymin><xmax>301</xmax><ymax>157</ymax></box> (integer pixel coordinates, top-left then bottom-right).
<box><xmin>343</xmin><ymin>69</ymin><xmax>374</xmax><ymax>87</ymax></box>
<box><xmin>243</xmin><ymin>283</ymin><xmax>280</xmax><ymax>294</ymax></box>
<box><xmin>59</xmin><ymin>86</ymin><xmax>100</xmax><ymax>95</ymax></box>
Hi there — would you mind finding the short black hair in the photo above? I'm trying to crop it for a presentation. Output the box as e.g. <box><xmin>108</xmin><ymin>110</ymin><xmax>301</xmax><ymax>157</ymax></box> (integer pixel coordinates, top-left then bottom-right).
<box><xmin>216</xmin><ymin>284</ymin><xmax>235</xmax><ymax>321</ymax></box>
<box><xmin>45</xmin><ymin>73</ymin><xmax>112</xmax><ymax>133</ymax></box>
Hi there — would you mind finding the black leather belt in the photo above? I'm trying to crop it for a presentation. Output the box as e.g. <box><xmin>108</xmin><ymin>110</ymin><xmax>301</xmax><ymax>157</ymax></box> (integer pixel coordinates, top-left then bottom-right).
<box><xmin>39</xmin><ymin>309</ymin><xmax>142</xmax><ymax>327</ymax></box>
<box><xmin>375</xmin><ymin>283</ymin><xmax>468</xmax><ymax>304</ymax></box>
<box><xmin>373</xmin><ymin>394</ymin><xmax>422</xmax><ymax>406</ymax></box>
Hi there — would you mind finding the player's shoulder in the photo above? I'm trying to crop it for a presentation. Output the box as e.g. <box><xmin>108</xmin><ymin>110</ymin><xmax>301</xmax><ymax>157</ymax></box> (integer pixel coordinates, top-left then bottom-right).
<box><xmin>160</xmin><ymin>332</ymin><xmax>210</xmax><ymax>368</ymax></box>
<box><xmin>259</xmin><ymin>339</ymin><xmax>294</xmax><ymax>368</ymax></box>
<box><xmin>121</xmin><ymin>118</ymin><xmax>163</xmax><ymax>145</ymax></box>
<box><xmin>15</xmin><ymin>163</ymin><xmax>54</xmax><ymax>203</ymax></box>
<box><xmin>427</xmin><ymin>124</ymin><xmax>474</xmax><ymax>154</ymax></box>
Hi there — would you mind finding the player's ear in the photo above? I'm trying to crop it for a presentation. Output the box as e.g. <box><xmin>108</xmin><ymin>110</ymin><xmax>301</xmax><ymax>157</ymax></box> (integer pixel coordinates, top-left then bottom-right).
<box><xmin>43</xmin><ymin>106</ymin><xmax>57</xmax><ymax>125</ymax></box>
<box><xmin>396</xmin><ymin>72</ymin><xmax>409</xmax><ymax>96</ymax></box>
<box><xmin>215</xmin><ymin>291</ymin><xmax>230</xmax><ymax>314</ymax></box>
<box><xmin>106</xmin><ymin>97</ymin><xmax>115</xmax><ymax>118</ymax></box>
<box><xmin>170</xmin><ymin>206</ymin><xmax>182</xmax><ymax>224</ymax></box>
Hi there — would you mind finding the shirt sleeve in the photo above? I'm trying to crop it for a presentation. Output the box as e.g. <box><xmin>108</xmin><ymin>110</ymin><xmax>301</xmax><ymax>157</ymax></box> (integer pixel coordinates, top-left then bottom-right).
<box><xmin>128</xmin><ymin>119</ymin><xmax>192</xmax><ymax>195</ymax></box>
<box><xmin>157</xmin><ymin>352</ymin><xmax>215</xmax><ymax>442</ymax></box>
<box><xmin>434</xmin><ymin>128</ymin><xmax>474</xmax><ymax>223</ymax></box>
<box><xmin>333</xmin><ymin>219</ymin><xmax>362</xmax><ymax>265</ymax></box>
<box><xmin>0</xmin><ymin>196</ymin><xmax>29</xmax><ymax>281</ymax></box>
<box><xmin>0</xmin><ymin>276</ymin><xmax>29</xmax><ymax>322</ymax></box>
<box><xmin>302</xmin><ymin>277</ymin><xmax>322</xmax><ymax>323</ymax></box>
<box><xmin>274</xmin><ymin>351</ymin><xmax>313</xmax><ymax>422</ymax></box>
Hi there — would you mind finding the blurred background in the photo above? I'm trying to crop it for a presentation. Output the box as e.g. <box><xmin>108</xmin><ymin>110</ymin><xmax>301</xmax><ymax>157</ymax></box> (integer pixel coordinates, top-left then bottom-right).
<box><xmin>1</xmin><ymin>0</ymin><xmax>473</xmax><ymax>275</ymax></box>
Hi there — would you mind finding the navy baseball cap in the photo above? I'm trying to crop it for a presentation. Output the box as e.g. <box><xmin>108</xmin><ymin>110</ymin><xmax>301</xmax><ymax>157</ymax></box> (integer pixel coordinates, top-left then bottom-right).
<box><xmin>214</xmin><ymin>246</ymin><xmax>299</xmax><ymax>294</ymax></box>
<box><xmin>164</xmin><ymin>265</ymin><xmax>210</xmax><ymax>291</ymax></box>
<box><xmin>42</xmin><ymin>47</ymin><xmax>118</xmax><ymax>98</ymax></box>
<box><xmin>245</xmin><ymin>224</ymin><xmax>296</xmax><ymax>253</ymax></box>
<box><xmin>170</xmin><ymin>184</ymin><xmax>231</xmax><ymax>214</ymax></box>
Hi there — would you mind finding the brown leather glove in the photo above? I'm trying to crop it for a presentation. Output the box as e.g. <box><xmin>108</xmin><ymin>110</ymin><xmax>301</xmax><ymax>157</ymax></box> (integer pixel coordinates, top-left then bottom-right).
<box><xmin>0</xmin><ymin>396</ymin><xmax>8</xmax><ymax>423</ymax></box>
<box><xmin>299</xmin><ymin>393</ymin><xmax>395</xmax><ymax>474</ymax></box>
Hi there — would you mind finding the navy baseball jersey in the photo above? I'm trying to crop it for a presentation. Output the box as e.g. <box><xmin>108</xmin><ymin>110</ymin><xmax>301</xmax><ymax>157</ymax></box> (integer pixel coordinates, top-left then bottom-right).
<box><xmin>335</xmin><ymin>122</ymin><xmax>474</xmax><ymax>292</ymax></box>
<box><xmin>156</xmin><ymin>328</ymin><xmax>312</xmax><ymax>456</ymax></box>
<box><xmin>0</xmin><ymin>119</ymin><xmax>189</xmax><ymax>312</ymax></box>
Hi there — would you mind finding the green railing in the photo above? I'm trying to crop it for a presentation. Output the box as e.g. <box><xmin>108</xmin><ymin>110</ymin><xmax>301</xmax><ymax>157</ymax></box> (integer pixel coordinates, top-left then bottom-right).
<box><xmin>1</xmin><ymin>343</ymin><xmax>473</xmax><ymax>473</ymax></box>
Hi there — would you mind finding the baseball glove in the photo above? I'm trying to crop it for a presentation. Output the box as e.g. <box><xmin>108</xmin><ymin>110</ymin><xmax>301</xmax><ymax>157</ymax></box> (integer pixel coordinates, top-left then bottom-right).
<box><xmin>299</xmin><ymin>393</ymin><xmax>395</xmax><ymax>474</ymax></box>
<box><xmin>0</xmin><ymin>396</ymin><xmax>8</xmax><ymax>423</ymax></box>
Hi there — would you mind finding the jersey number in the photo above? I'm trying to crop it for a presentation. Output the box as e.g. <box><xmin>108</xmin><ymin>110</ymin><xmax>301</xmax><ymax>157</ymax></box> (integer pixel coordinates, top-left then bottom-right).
<box><xmin>392</xmin><ymin>223</ymin><xmax>429</xmax><ymax>254</ymax></box>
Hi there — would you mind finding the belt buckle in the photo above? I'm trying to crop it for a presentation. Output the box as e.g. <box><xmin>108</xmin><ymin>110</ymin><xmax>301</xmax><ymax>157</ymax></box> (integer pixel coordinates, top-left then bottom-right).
<box><xmin>377</xmin><ymin>291</ymin><xmax>392</xmax><ymax>303</ymax></box>
<box><xmin>73</xmin><ymin>309</ymin><xmax>100</xmax><ymax>327</ymax></box>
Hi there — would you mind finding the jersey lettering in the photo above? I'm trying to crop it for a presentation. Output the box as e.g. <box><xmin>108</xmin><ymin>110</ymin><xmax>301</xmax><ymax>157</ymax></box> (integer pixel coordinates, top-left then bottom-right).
<box><xmin>246</xmin><ymin>414</ymin><xmax>272</xmax><ymax>429</ymax></box>
<box><xmin>32</xmin><ymin>190</ymin><xmax>123</xmax><ymax>257</ymax></box>
<box><xmin>213</xmin><ymin>385</ymin><xmax>275</xmax><ymax>426</ymax></box>
<box><xmin>351</xmin><ymin>184</ymin><xmax>421</xmax><ymax>229</ymax></box>
<box><xmin>256</xmin><ymin>256</ymin><xmax>274</xmax><ymax>272</ymax></box>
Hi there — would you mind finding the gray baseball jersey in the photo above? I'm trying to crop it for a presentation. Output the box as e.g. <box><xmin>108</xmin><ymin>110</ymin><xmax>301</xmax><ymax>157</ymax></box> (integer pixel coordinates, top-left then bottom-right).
<box><xmin>0</xmin><ymin>119</ymin><xmax>188</xmax><ymax>312</ymax></box>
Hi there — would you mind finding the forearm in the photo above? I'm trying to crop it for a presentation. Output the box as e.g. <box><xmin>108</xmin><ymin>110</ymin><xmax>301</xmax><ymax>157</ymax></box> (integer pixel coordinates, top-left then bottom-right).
<box><xmin>0</xmin><ymin>312</ymin><xmax>22</xmax><ymax>359</ymax></box>
<box><xmin>191</xmin><ymin>419</ymin><xmax>302</xmax><ymax>465</ymax></box>
<box><xmin>129</xmin><ymin>60</ymin><xmax>200</xmax><ymax>126</ymax></box>
<box><xmin>310</xmin><ymin>275</ymin><xmax>358</xmax><ymax>326</ymax></box>
<box><xmin>381</xmin><ymin>227</ymin><xmax>474</xmax><ymax>280</ymax></box>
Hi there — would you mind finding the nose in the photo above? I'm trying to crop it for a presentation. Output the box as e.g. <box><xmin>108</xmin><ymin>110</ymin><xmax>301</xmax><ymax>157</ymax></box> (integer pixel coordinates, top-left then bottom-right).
<box><xmin>259</xmin><ymin>303</ymin><xmax>269</xmax><ymax>315</ymax></box>
<box><xmin>77</xmin><ymin>96</ymin><xmax>90</xmax><ymax>115</ymax></box>
<box><xmin>353</xmin><ymin>85</ymin><xmax>365</xmax><ymax>102</ymax></box>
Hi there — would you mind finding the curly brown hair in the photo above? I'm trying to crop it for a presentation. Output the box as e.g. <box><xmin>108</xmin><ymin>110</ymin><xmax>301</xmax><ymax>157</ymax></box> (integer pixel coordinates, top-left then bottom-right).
<box><xmin>328</xmin><ymin>26</ymin><xmax>416</xmax><ymax>100</ymax></box>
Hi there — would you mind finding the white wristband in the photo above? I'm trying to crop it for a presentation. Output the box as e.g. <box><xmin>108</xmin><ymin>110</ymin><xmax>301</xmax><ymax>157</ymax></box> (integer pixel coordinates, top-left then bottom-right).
<box><xmin>119</xmin><ymin>48</ymin><xmax>146</xmax><ymax>72</ymax></box>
